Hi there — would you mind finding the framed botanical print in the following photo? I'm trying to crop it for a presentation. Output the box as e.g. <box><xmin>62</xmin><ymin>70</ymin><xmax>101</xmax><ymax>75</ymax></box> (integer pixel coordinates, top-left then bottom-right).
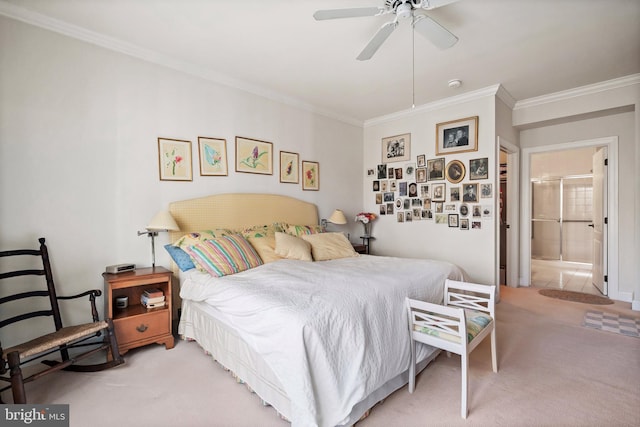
<box><xmin>198</xmin><ymin>137</ymin><xmax>227</xmax><ymax>176</ymax></box>
<box><xmin>158</xmin><ymin>137</ymin><xmax>192</xmax><ymax>181</ymax></box>
<box><xmin>302</xmin><ymin>160</ymin><xmax>319</xmax><ymax>190</ymax></box>
<box><xmin>235</xmin><ymin>136</ymin><xmax>273</xmax><ymax>175</ymax></box>
<box><xmin>381</xmin><ymin>133</ymin><xmax>411</xmax><ymax>163</ymax></box>
<box><xmin>436</xmin><ymin>116</ymin><xmax>479</xmax><ymax>155</ymax></box>
<box><xmin>279</xmin><ymin>151</ymin><xmax>299</xmax><ymax>183</ymax></box>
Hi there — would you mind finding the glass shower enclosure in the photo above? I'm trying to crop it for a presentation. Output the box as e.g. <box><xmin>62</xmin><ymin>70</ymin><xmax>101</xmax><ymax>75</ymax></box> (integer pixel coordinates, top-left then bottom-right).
<box><xmin>531</xmin><ymin>176</ymin><xmax>593</xmax><ymax>263</ymax></box>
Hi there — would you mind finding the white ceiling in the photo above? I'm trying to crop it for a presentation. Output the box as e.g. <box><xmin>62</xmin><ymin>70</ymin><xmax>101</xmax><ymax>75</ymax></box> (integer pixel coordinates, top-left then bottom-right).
<box><xmin>3</xmin><ymin>0</ymin><xmax>640</xmax><ymax>123</ymax></box>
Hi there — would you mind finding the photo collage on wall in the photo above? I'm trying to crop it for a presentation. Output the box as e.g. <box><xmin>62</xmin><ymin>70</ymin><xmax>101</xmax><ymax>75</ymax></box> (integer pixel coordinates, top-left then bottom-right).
<box><xmin>368</xmin><ymin>117</ymin><xmax>492</xmax><ymax>230</ymax></box>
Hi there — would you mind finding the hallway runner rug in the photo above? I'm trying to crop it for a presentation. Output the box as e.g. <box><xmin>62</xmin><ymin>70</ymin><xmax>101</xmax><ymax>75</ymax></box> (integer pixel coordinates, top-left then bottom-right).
<box><xmin>538</xmin><ymin>289</ymin><xmax>613</xmax><ymax>305</ymax></box>
<box><xmin>583</xmin><ymin>310</ymin><xmax>640</xmax><ymax>338</ymax></box>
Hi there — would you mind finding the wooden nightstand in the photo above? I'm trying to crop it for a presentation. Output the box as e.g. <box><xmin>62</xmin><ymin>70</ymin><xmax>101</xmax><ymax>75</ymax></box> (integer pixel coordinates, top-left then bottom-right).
<box><xmin>103</xmin><ymin>267</ymin><xmax>175</xmax><ymax>355</ymax></box>
<box><xmin>352</xmin><ymin>243</ymin><xmax>368</xmax><ymax>254</ymax></box>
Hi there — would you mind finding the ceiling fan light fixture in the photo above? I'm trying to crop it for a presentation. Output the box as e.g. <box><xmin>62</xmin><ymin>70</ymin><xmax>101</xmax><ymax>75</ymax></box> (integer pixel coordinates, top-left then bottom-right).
<box><xmin>397</xmin><ymin>3</ymin><xmax>413</xmax><ymax>19</ymax></box>
<box><xmin>448</xmin><ymin>79</ymin><xmax>462</xmax><ymax>88</ymax></box>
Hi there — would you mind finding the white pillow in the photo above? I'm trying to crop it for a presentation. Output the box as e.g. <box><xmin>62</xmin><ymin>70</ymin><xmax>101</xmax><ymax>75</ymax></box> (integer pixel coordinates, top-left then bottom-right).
<box><xmin>300</xmin><ymin>232</ymin><xmax>359</xmax><ymax>261</ymax></box>
<box><xmin>274</xmin><ymin>232</ymin><xmax>313</xmax><ymax>261</ymax></box>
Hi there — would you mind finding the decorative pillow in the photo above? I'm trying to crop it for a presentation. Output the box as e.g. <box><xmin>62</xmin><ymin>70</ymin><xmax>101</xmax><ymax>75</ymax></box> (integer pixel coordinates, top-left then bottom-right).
<box><xmin>183</xmin><ymin>234</ymin><xmax>263</xmax><ymax>277</ymax></box>
<box><xmin>284</xmin><ymin>224</ymin><xmax>324</xmax><ymax>237</ymax></box>
<box><xmin>414</xmin><ymin>309</ymin><xmax>492</xmax><ymax>344</ymax></box>
<box><xmin>274</xmin><ymin>232</ymin><xmax>312</xmax><ymax>261</ymax></box>
<box><xmin>240</xmin><ymin>223</ymin><xmax>283</xmax><ymax>239</ymax></box>
<box><xmin>173</xmin><ymin>229</ymin><xmax>233</xmax><ymax>249</ymax></box>
<box><xmin>300</xmin><ymin>232</ymin><xmax>359</xmax><ymax>261</ymax></box>
<box><xmin>247</xmin><ymin>235</ymin><xmax>283</xmax><ymax>264</ymax></box>
<box><xmin>164</xmin><ymin>244</ymin><xmax>195</xmax><ymax>271</ymax></box>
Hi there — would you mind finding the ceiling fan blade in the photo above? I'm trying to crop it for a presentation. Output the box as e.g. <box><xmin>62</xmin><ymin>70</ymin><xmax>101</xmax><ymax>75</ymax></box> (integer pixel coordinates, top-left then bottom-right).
<box><xmin>413</xmin><ymin>14</ymin><xmax>458</xmax><ymax>49</ymax></box>
<box><xmin>313</xmin><ymin>7</ymin><xmax>383</xmax><ymax>21</ymax></box>
<box><xmin>357</xmin><ymin>21</ymin><xmax>398</xmax><ymax>61</ymax></box>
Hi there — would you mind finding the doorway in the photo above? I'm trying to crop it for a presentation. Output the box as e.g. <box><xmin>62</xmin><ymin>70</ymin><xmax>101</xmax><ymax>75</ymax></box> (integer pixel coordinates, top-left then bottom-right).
<box><xmin>521</xmin><ymin>137</ymin><xmax>619</xmax><ymax>300</ymax></box>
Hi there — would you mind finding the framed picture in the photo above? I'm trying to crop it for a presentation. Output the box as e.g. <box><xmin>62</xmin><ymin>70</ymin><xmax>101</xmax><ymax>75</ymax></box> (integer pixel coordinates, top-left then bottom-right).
<box><xmin>450</xmin><ymin>187</ymin><xmax>460</xmax><ymax>202</ymax></box>
<box><xmin>460</xmin><ymin>218</ymin><xmax>469</xmax><ymax>230</ymax></box>
<box><xmin>445</xmin><ymin>159</ymin><xmax>465</xmax><ymax>184</ymax></box>
<box><xmin>279</xmin><ymin>151</ymin><xmax>299</xmax><ymax>183</ymax></box>
<box><xmin>427</xmin><ymin>157</ymin><xmax>445</xmax><ymax>181</ymax></box>
<box><xmin>235</xmin><ymin>136</ymin><xmax>273</xmax><ymax>175</ymax></box>
<box><xmin>436</xmin><ymin>116</ymin><xmax>479</xmax><ymax>155</ymax></box>
<box><xmin>416</xmin><ymin>167</ymin><xmax>427</xmax><ymax>183</ymax></box>
<box><xmin>382</xmin><ymin>133</ymin><xmax>411</xmax><ymax>163</ymax></box>
<box><xmin>417</xmin><ymin>154</ymin><xmax>426</xmax><ymax>167</ymax></box>
<box><xmin>462</xmin><ymin>183</ymin><xmax>479</xmax><ymax>202</ymax></box>
<box><xmin>481</xmin><ymin>183</ymin><xmax>493</xmax><ymax>198</ymax></box>
<box><xmin>432</xmin><ymin>183</ymin><xmax>446</xmax><ymax>202</ymax></box>
<box><xmin>198</xmin><ymin>137</ymin><xmax>227</xmax><ymax>176</ymax></box>
<box><xmin>448</xmin><ymin>214</ymin><xmax>459</xmax><ymax>228</ymax></box>
<box><xmin>469</xmin><ymin>157</ymin><xmax>489</xmax><ymax>180</ymax></box>
<box><xmin>302</xmin><ymin>161</ymin><xmax>319</xmax><ymax>190</ymax></box>
<box><xmin>158</xmin><ymin>137</ymin><xmax>192</xmax><ymax>181</ymax></box>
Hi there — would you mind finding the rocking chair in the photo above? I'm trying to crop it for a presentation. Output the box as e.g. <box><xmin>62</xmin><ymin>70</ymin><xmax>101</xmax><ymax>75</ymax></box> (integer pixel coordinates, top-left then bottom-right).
<box><xmin>0</xmin><ymin>237</ymin><xmax>124</xmax><ymax>403</ymax></box>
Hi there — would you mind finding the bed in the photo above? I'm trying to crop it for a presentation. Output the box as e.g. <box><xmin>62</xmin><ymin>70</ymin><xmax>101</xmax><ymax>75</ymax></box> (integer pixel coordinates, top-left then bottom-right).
<box><xmin>167</xmin><ymin>193</ymin><xmax>464</xmax><ymax>427</ymax></box>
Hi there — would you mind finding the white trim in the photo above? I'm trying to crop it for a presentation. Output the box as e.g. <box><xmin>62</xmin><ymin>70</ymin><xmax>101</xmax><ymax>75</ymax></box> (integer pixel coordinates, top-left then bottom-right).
<box><xmin>514</xmin><ymin>74</ymin><xmax>640</xmax><ymax>111</ymax></box>
<box><xmin>364</xmin><ymin>84</ymin><xmax>503</xmax><ymax>127</ymax></box>
<box><xmin>520</xmin><ymin>137</ymin><xmax>621</xmax><ymax>301</ymax></box>
<box><xmin>498</xmin><ymin>137</ymin><xmax>520</xmax><ymax>289</ymax></box>
<box><xmin>0</xmin><ymin>0</ymin><xmax>364</xmax><ymax>128</ymax></box>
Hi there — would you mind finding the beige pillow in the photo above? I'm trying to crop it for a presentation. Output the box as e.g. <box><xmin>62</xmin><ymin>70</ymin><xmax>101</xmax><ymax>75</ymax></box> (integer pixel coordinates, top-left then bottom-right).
<box><xmin>274</xmin><ymin>232</ymin><xmax>313</xmax><ymax>261</ymax></box>
<box><xmin>300</xmin><ymin>232</ymin><xmax>359</xmax><ymax>261</ymax></box>
<box><xmin>247</xmin><ymin>235</ymin><xmax>283</xmax><ymax>264</ymax></box>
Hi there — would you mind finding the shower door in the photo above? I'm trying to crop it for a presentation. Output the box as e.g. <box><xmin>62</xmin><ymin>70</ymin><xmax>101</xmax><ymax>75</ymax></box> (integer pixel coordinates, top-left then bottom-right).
<box><xmin>531</xmin><ymin>177</ymin><xmax>593</xmax><ymax>263</ymax></box>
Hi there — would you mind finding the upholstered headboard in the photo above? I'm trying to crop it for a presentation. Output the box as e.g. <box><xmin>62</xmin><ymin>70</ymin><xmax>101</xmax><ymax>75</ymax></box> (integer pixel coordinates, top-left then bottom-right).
<box><xmin>168</xmin><ymin>193</ymin><xmax>318</xmax><ymax>269</ymax></box>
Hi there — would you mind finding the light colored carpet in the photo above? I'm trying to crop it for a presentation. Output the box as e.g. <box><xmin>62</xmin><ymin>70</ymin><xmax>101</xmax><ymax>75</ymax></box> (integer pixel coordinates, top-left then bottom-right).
<box><xmin>3</xmin><ymin>286</ymin><xmax>639</xmax><ymax>427</ymax></box>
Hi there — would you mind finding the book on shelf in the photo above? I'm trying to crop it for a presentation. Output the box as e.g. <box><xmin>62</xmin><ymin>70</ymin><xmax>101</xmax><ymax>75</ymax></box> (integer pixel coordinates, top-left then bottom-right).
<box><xmin>144</xmin><ymin>300</ymin><xmax>166</xmax><ymax>309</ymax></box>
<box><xmin>141</xmin><ymin>295</ymin><xmax>165</xmax><ymax>305</ymax></box>
<box><xmin>143</xmin><ymin>288</ymin><xmax>164</xmax><ymax>298</ymax></box>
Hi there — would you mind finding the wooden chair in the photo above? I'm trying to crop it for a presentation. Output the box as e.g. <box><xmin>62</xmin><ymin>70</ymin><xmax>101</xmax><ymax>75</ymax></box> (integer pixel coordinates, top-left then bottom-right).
<box><xmin>406</xmin><ymin>279</ymin><xmax>497</xmax><ymax>418</ymax></box>
<box><xmin>0</xmin><ymin>238</ymin><xmax>124</xmax><ymax>403</ymax></box>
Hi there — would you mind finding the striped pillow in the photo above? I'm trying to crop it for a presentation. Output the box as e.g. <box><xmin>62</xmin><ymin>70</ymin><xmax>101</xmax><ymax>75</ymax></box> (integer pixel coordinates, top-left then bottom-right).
<box><xmin>184</xmin><ymin>234</ymin><xmax>263</xmax><ymax>277</ymax></box>
<box><xmin>285</xmin><ymin>224</ymin><xmax>324</xmax><ymax>236</ymax></box>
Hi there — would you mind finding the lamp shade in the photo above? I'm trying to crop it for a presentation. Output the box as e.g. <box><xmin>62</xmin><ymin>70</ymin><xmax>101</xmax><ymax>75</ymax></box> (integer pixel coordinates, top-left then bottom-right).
<box><xmin>328</xmin><ymin>209</ymin><xmax>347</xmax><ymax>225</ymax></box>
<box><xmin>146</xmin><ymin>211</ymin><xmax>179</xmax><ymax>231</ymax></box>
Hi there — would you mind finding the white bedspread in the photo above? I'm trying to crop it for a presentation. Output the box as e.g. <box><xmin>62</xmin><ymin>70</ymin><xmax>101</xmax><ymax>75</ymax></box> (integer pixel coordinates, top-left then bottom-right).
<box><xmin>180</xmin><ymin>255</ymin><xmax>464</xmax><ymax>427</ymax></box>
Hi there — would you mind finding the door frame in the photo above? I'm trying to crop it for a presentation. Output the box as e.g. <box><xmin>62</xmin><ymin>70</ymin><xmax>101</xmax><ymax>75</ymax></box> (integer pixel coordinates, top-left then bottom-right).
<box><xmin>520</xmin><ymin>136</ymin><xmax>621</xmax><ymax>300</ymax></box>
<box><xmin>498</xmin><ymin>137</ymin><xmax>520</xmax><ymax>288</ymax></box>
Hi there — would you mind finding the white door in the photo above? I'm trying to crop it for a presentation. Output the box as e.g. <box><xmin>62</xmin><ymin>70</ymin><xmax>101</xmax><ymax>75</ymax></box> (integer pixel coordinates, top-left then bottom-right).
<box><xmin>591</xmin><ymin>147</ymin><xmax>607</xmax><ymax>295</ymax></box>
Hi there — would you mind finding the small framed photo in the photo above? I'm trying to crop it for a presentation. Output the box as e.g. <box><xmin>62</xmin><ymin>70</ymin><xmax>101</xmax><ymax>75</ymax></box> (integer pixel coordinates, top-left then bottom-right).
<box><xmin>302</xmin><ymin>160</ymin><xmax>319</xmax><ymax>190</ymax></box>
<box><xmin>470</xmin><ymin>157</ymin><xmax>489</xmax><ymax>180</ymax></box>
<box><xmin>481</xmin><ymin>183</ymin><xmax>493</xmax><ymax>198</ymax></box>
<box><xmin>279</xmin><ymin>151</ymin><xmax>299</xmax><ymax>183</ymax></box>
<box><xmin>236</xmin><ymin>136</ymin><xmax>273</xmax><ymax>175</ymax></box>
<box><xmin>377</xmin><ymin>164</ymin><xmax>387</xmax><ymax>179</ymax></box>
<box><xmin>383</xmin><ymin>192</ymin><xmax>395</xmax><ymax>202</ymax></box>
<box><xmin>416</xmin><ymin>167</ymin><xmax>427</xmax><ymax>183</ymax></box>
<box><xmin>459</xmin><ymin>203</ymin><xmax>469</xmax><ymax>217</ymax></box>
<box><xmin>436</xmin><ymin>116</ymin><xmax>478</xmax><ymax>155</ymax></box>
<box><xmin>373</xmin><ymin>180</ymin><xmax>380</xmax><ymax>191</ymax></box>
<box><xmin>448</xmin><ymin>214</ymin><xmax>459</xmax><ymax>228</ymax></box>
<box><xmin>460</xmin><ymin>218</ymin><xmax>469</xmax><ymax>230</ymax></box>
<box><xmin>158</xmin><ymin>137</ymin><xmax>192</xmax><ymax>181</ymax></box>
<box><xmin>417</xmin><ymin>154</ymin><xmax>426</xmax><ymax>167</ymax></box>
<box><xmin>435</xmin><ymin>214</ymin><xmax>448</xmax><ymax>224</ymax></box>
<box><xmin>450</xmin><ymin>187</ymin><xmax>460</xmax><ymax>202</ymax></box>
<box><xmin>382</xmin><ymin>133</ymin><xmax>411</xmax><ymax>163</ymax></box>
<box><xmin>198</xmin><ymin>137</ymin><xmax>227</xmax><ymax>176</ymax></box>
<box><xmin>445</xmin><ymin>159</ymin><xmax>465</xmax><ymax>184</ymax></box>
<box><xmin>432</xmin><ymin>183</ymin><xmax>446</xmax><ymax>202</ymax></box>
<box><xmin>427</xmin><ymin>157</ymin><xmax>445</xmax><ymax>181</ymax></box>
<box><xmin>463</xmin><ymin>183</ymin><xmax>479</xmax><ymax>202</ymax></box>
<box><xmin>375</xmin><ymin>193</ymin><xmax>383</xmax><ymax>204</ymax></box>
<box><xmin>386</xmin><ymin>203</ymin><xmax>394</xmax><ymax>214</ymax></box>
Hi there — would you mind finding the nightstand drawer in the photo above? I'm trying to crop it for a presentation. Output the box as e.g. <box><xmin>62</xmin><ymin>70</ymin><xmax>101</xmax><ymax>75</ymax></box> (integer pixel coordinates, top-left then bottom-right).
<box><xmin>114</xmin><ymin>310</ymin><xmax>170</xmax><ymax>345</ymax></box>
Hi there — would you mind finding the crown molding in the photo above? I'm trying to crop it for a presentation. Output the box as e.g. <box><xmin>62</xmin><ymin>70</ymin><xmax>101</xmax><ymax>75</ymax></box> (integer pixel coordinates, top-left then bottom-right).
<box><xmin>514</xmin><ymin>74</ymin><xmax>640</xmax><ymax>110</ymax></box>
<box><xmin>0</xmin><ymin>1</ymin><xmax>364</xmax><ymax>128</ymax></box>
<box><xmin>364</xmin><ymin>84</ymin><xmax>503</xmax><ymax>127</ymax></box>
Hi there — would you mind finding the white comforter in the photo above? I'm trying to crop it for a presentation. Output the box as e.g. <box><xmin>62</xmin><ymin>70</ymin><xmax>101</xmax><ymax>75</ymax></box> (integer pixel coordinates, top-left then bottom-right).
<box><xmin>180</xmin><ymin>255</ymin><xmax>464</xmax><ymax>427</ymax></box>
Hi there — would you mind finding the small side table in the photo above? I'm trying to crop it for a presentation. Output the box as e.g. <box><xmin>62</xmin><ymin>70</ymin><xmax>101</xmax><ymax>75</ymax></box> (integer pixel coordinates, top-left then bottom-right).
<box><xmin>352</xmin><ymin>243</ymin><xmax>367</xmax><ymax>254</ymax></box>
<box><xmin>103</xmin><ymin>267</ymin><xmax>175</xmax><ymax>355</ymax></box>
<box><xmin>358</xmin><ymin>235</ymin><xmax>373</xmax><ymax>254</ymax></box>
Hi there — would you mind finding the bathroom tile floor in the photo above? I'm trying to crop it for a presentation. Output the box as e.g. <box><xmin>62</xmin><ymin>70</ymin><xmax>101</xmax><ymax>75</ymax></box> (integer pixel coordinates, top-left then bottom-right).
<box><xmin>531</xmin><ymin>259</ymin><xmax>602</xmax><ymax>296</ymax></box>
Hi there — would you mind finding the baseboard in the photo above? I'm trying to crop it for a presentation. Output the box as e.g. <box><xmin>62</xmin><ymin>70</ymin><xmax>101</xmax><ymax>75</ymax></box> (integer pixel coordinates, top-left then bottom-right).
<box><xmin>617</xmin><ymin>291</ymin><xmax>633</xmax><ymax>303</ymax></box>
<box><xmin>632</xmin><ymin>299</ymin><xmax>640</xmax><ymax>312</ymax></box>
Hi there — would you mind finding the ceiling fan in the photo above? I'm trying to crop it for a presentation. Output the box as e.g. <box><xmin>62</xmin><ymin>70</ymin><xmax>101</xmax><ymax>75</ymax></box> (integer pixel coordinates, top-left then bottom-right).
<box><xmin>313</xmin><ymin>0</ymin><xmax>459</xmax><ymax>61</ymax></box>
